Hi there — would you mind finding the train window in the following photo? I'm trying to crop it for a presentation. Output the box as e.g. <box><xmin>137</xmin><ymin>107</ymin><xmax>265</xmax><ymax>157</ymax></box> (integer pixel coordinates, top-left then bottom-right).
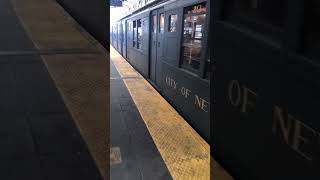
<box><xmin>181</xmin><ymin>2</ymin><xmax>207</xmax><ymax>72</ymax></box>
<box><xmin>169</xmin><ymin>14</ymin><xmax>178</xmax><ymax>32</ymax></box>
<box><xmin>152</xmin><ymin>15</ymin><xmax>157</xmax><ymax>33</ymax></box>
<box><xmin>133</xmin><ymin>20</ymin><xmax>136</xmax><ymax>47</ymax></box>
<box><xmin>137</xmin><ymin>19</ymin><xmax>142</xmax><ymax>49</ymax></box>
<box><xmin>223</xmin><ymin>0</ymin><xmax>285</xmax><ymax>28</ymax></box>
<box><xmin>160</xmin><ymin>13</ymin><xmax>164</xmax><ymax>33</ymax></box>
<box><xmin>159</xmin><ymin>13</ymin><xmax>164</xmax><ymax>33</ymax></box>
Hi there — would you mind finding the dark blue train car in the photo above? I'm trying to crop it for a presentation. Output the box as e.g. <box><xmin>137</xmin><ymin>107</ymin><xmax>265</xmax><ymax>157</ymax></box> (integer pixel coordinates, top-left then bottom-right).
<box><xmin>111</xmin><ymin>0</ymin><xmax>210</xmax><ymax>142</ymax></box>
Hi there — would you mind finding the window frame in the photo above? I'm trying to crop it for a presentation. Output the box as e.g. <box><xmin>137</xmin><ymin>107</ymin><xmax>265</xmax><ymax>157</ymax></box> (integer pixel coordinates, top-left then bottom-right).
<box><xmin>168</xmin><ymin>14</ymin><xmax>178</xmax><ymax>32</ymax></box>
<box><xmin>179</xmin><ymin>1</ymin><xmax>209</xmax><ymax>78</ymax></box>
<box><xmin>152</xmin><ymin>15</ymin><xmax>157</xmax><ymax>33</ymax></box>
<box><xmin>137</xmin><ymin>19</ymin><xmax>142</xmax><ymax>49</ymax></box>
<box><xmin>133</xmin><ymin>20</ymin><xmax>137</xmax><ymax>48</ymax></box>
<box><xmin>159</xmin><ymin>13</ymin><xmax>165</xmax><ymax>34</ymax></box>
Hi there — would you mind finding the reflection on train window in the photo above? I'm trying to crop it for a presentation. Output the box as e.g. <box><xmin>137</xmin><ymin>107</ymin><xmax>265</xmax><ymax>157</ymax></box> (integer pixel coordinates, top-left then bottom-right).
<box><xmin>129</xmin><ymin>22</ymin><xmax>132</xmax><ymax>32</ymax></box>
<box><xmin>160</xmin><ymin>13</ymin><xmax>164</xmax><ymax>33</ymax></box>
<box><xmin>137</xmin><ymin>19</ymin><xmax>142</xmax><ymax>49</ymax></box>
<box><xmin>133</xmin><ymin>20</ymin><xmax>136</xmax><ymax>47</ymax></box>
<box><xmin>224</xmin><ymin>0</ymin><xmax>285</xmax><ymax>27</ymax></box>
<box><xmin>169</xmin><ymin>14</ymin><xmax>177</xmax><ymax>32</ymax></box>
<box><xmin>152</xmin><ymin>15</ymin><xmax>157</xmax><ymax>33</ymax></box>
<box><xmin>181</xmin><ymin>2</ymin><xmax>207</xmax><ymax>72</ymax></box>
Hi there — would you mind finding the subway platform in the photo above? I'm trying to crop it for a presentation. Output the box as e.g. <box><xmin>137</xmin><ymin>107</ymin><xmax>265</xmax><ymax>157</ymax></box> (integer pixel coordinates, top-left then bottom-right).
<box><xmin>1</xmin><ymin>0</ymin><xmax>230</xmax><ymax>179</ymax></box>
<box><xmin>110</xmin><ymin>46</ymin><xmax>212</xmax><ymax>180</ymax></box>
<box><xmin>0</xmin><ymin>0</ymin><xmax>107</xmax><ymax>179</ymax></box>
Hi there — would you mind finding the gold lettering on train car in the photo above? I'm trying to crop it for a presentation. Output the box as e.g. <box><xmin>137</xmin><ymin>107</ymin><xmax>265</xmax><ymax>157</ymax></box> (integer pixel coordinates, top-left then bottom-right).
<box><xmin>272</xmin><ymin>106</ymin><xmax>293</xmax><ymax>144</ymax></box>
<box><xmin>241</xmin><ymin>87</ymin><xmax>258</xmax><ymax>113</ymax></box>
<box><xmin>181</xmin><ymin>87</ymin><xmax>192</xmax><ymax>98</ymax></box>
<box><xmin>228</xmin><ymin>80</ymin><xmax>241</xmax><ymax>107</ymax></box>
<box><xmin>165</xmin><ymin>76</ymin><xmax>178</xmax><ymax>89</ymax></box>
<box><xmin>228</xmin><ymin>80</ymin><xmax>258</xmax><ymax>113</ymax></box>
<box><xmin>272</xmin><ymin>106</ymin><xmax>317</xmax><ymax>161</ymax></box>
<box><xmin>195</xmin><ymin>95</ymin><xmax>209</xmax><ymax>112</ymax></box>
<box><xmin>292</xmin><ymin>120</ymin><xmax>316</xmax><ymax>161</ymax></box>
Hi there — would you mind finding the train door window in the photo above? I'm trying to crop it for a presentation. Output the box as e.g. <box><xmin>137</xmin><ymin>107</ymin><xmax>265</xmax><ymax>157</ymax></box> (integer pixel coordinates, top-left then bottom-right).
<box><xmin>137</xmin><ymin>19</ymin><xmax>142</xmax><ymax>49</ymax></box>
<box><xmin>118</xmin><ymin>24</ymin><xmax>121</xmax><ymax>42</ymax></box>
<box><xmin>133</xmin><ymin>20</ymin><xmax>136</xmax><ymax>47</ymax></box>
<box><xmin>168</xmin><ymin>14</ymin><xmax>178</xmax><ymax>32</ymax></box>
<box><xmin>152</xmin><ymin>15</ymin><xmax>157</xmax><ymax>33</ymax></box>
<box><xmin>160</xmin><ymin>13</ymin><xmax>164</xmax><ymax>33</ymax></box>
<box><xmin>181</xmin><ymin>2</ymin><xmax>207</xmax><ymax>72</ymax></box>
<box><xmin>128</xmin><ymin>22</ymin><xmax>131</xmax><ymax>32</ymax></box>
<box><xmin>122</xmin><ymin>24</ymin><xmax>125</xmax><ymax>42</ymax></box>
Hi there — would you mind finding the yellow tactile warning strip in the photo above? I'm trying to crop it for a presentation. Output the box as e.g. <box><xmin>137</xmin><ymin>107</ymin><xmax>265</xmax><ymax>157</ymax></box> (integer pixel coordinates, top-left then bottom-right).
<box><xmin>110</xmin><ymin>46</ymin><xmax>210</xmax><ymax>180</ymax></box>
<box><xmin>11</xmin><ymin>0</ymin><xmax>93</xmax><ymax>50</ymax></box>
<box><xmin>212</xmin><ymin>158</ymin><xmax>234</xmax><ymax>180</ymax></box>
<box><xmin>11</xmin><ymin>0</ymin><xmax>108</xmax><ymax>179</ymax></box>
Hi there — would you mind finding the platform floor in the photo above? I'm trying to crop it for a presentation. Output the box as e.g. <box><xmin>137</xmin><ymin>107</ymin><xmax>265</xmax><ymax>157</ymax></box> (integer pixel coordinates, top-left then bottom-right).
<box><xmin>110</xmin><ymin>60</ymin><xmax>172</xmax><ymax>179</ymax></box>
<box><xmin>110</xmin><ymin>46</ymin><xmax>211</xmax><ymax>180</ymax></box>
<box><xmin>0</xmin><ymin>0</ymin><xmax>107</xmax><ymax>179</ymax></box>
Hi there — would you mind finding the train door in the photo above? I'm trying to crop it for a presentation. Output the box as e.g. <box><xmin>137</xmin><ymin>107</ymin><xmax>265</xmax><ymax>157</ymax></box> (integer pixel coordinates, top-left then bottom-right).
<box><xmin>150</xmin><ymin>8</ymin><xmax>164</xmax><ymax>87</ymax></box>
<box><xmin>116</xmin><ymin>24</ymin><xmax>119</xmax><ymax>50</ymax></box>
<box><xmin>114</xmin><ymin>26</ymin><xmax>116</xmax><ymax>47</ymax></box>
<box><xmin>114</xmin><ymin>26</ymin><xmax>117</xmax><ymax>47</ymax></box>
<box><xmin>119</xmin><ymin>23</ymin><xmax>123</xmax><ymax>54</ymax></box>
<box><xmin>113</xmin><ymin>26</ymin><xmax>116</xmax><ymax>47</ymax></box>
<box><xmin>123</xmin><ymin>20</ymin><xmax>127</xmax><ymax>58</ymax></box>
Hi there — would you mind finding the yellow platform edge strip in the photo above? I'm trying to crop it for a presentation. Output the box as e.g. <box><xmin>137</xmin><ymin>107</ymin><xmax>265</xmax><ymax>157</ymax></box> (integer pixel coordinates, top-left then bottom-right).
<box><xmin>10</xmin><ymin>0</ymin><xmax>108</xmax><ymax>179</ymax></box>
<box><xmin>110</xmin><ymin>46</ymin><xmax>210</xmax><ymax>180</ymax></box>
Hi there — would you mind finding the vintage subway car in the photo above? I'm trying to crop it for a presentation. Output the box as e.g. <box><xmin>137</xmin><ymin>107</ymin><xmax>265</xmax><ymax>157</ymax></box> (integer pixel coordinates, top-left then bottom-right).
<box><xmin>111</xmin><ymin>0</ymin><xmax>210</xmax><ymax>142</ymax></box>
<box><xmin>213</xmin><ymin>0</ymin><xmax>320</xmax><ymax>179</ymax></box>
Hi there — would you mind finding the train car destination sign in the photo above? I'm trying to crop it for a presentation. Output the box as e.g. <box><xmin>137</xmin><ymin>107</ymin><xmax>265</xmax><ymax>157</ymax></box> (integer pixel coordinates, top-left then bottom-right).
<box><xmin>187</xmin><ymin>2</ymin><xmax>207</xmax><ymax>14</ymax></box>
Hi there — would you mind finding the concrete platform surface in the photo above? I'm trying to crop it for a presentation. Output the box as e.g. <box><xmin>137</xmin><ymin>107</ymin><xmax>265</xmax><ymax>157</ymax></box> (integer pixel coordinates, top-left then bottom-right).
<box><xmin>1</xmin><ymin>0</ymin><xmax>107</xmax><ymax>179</ymax></box>
<box><xmin>110</xmin><ymin>60</ymin><xmax>172</xmax><ymax>180</ymax></box>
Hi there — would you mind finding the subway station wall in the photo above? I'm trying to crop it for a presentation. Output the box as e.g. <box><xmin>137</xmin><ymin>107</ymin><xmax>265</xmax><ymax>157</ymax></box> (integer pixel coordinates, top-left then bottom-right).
<box><xmin>57</xmin><ymin>0</ymin><xmax>109</xmax><ymax>48</ymax></box>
